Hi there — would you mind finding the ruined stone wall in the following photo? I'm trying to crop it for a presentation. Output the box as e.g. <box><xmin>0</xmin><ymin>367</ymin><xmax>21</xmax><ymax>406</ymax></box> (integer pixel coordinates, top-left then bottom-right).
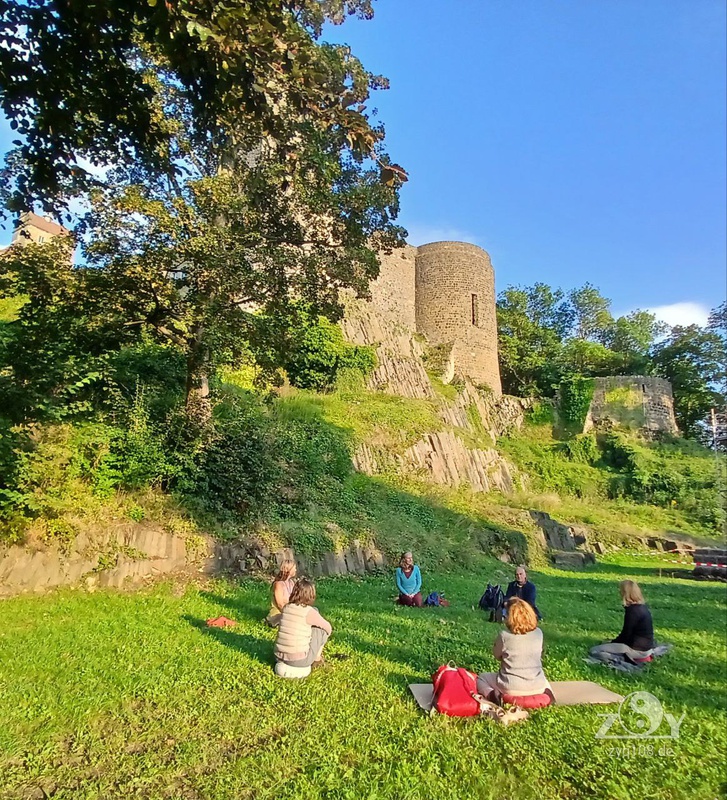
<box><xmin>585</xmin><ymin>376</ymin><xmax>678</xmax><ymax>435</ymax></box>
<box><xmin>340</xmin><ymin>244</ymin><xmax>432</xmax><ymax>399</ymax></box>
<box><xmin>414</xmin><ymin>241</ymin><xmax>502</xmax><ymax>395</ymax></box>
<box><xmin>340</xmin><ymin>239</ymin><xmax>502</xmax><ymax>398</ymax></box>
<box><xmin>367</xmin><ymin>245</ymin><xmax>417</xmax><ymax>331</ymax></box>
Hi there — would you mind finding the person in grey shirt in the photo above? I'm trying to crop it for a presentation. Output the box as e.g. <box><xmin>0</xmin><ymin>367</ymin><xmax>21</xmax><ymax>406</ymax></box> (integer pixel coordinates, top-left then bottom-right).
<box><xmin>477</xmin><ymin>597</ymin><xmax>552</xmax><ymax>699</ymax></box>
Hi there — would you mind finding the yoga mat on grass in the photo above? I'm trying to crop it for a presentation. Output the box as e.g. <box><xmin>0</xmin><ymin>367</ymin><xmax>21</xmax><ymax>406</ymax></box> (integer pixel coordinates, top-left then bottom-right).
<box><xmin>409</xmin><ymin>680</ymin><xmax>623</xmax><ymax>713</ymax></box>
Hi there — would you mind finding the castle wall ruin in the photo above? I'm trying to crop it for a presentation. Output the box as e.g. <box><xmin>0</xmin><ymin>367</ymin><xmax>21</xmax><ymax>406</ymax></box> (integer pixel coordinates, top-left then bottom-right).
<box><xmin>584</xmin><ymin>376</ymin><xmax>678</xmax><ymax>435</ymax></box>
<box><xmin>367</xmin><ymin>245</ymin><xmax>417</xmax><ymax>331</ymax></box>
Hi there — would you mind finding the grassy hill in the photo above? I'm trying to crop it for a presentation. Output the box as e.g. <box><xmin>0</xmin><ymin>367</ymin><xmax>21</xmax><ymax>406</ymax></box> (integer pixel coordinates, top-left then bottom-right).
<box><xmin>1</xmin><ymin>342</ymin><xmax>726</xmax><ymax>799</ymax></box>
<box><xmin>223</xmin><ymin>374</ymin><xmax>725</xmax><ymax>562</ymax></box>
<box><xmin>2</xmin><ymin>370</ymin><xmax>723</xmax><ymax>570</ymax></box>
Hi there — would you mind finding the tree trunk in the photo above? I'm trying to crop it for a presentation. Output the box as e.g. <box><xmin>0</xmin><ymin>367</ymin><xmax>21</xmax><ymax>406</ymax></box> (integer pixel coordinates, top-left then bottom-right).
<box><xmin>185</xmin><ymin>329</ymin><xmax>212</xmax><ymax>424</ymax></box>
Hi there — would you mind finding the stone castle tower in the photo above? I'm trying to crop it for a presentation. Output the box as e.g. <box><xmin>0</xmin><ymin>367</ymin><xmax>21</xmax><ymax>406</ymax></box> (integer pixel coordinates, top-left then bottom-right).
<box><xmin>342</xmin><ymin>240</ymin><xmax>502</xmax><ymax>397</ymax></box>
<box><xmin>415</xmin><ymin>241</ymin><xmax>501</xmax><ymax>394</ymax></box>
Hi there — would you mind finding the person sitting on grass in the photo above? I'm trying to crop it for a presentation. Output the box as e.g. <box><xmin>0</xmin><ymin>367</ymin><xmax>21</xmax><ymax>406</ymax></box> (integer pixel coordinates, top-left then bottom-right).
<box><xmin>589</xmin><ymin>580</ymin><xmax>654</xmax><ymax>662</ymax></box>
<box><xmin>477</xmin><ymin>597</ymin><xmax>552</xmax><ymax>702</ymax></box>
<box><xmin>274</xmin><ymin>579</ymin><xmax>332</xmax><ymax>671</ymax></box>
<box><xmin>395</xmin><ymin>551</ymin><xmax>423</xmax><ymax>607</ymax></box>
<box><xmin>504</xmin><ymin>565</ymin><xmax>541</xmax><ymax>620</ymax></box>
<box><xmin>265</xmin><ymin>559</ymin><xmax>297</xmax><ymax>627</ymax></box>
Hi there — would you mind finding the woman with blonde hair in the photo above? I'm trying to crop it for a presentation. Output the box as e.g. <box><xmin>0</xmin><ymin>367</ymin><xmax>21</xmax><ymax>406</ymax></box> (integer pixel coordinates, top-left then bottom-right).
<box><xmin>476</xmin><ymin>597</ymin><xmax>552</xmax><ymax>702</ymax></box>
<box><xmin>395</xmin><ymin>551</ymin><xmax>423</xmax><ymax>607</ymax></box>
<box><xmin>274</xmin><ymin>579</ymin><xmax>332</xmax><ymax>671</ymax></box>
<box><xmin>590</xmin><ymin>580</ymin><xmax>654</xmax><ymax>661</ymax></box>
<box><xmin>265</xmin><ymin>559</ymin><xmax>297</xmax><ymax>627</ymax></box>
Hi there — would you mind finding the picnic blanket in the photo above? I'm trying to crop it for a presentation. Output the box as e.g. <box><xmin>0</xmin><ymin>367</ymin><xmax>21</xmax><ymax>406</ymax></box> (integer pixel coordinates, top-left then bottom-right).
<box><xmin>585</xmin><ymin>643</ymin><xmax>672</xmax><ymax>673</ymax></box>
<box><xmin>409</xmin><ymin>678</ymin><xmax>623</xmax><ymax>714</ymax></box>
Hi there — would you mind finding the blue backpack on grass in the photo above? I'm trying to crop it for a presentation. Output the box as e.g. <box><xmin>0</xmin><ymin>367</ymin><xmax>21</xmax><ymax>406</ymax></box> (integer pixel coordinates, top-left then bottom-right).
<box><xmin>425</xmin><ymin>591</ymin><xmax>447</xmax><ymax>606</ymax></box>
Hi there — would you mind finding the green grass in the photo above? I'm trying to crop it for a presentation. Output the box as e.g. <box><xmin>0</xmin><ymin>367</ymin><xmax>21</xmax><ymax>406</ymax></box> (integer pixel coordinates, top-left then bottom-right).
<box><xmin>0</xmin><ymin>554</ymin><xmax>724</xmax><ymax>799</ymax></box>
<box><xmin>274</xmin><ymin>388</ymin><xmax>443</xmax><ymax>454</ymax></box>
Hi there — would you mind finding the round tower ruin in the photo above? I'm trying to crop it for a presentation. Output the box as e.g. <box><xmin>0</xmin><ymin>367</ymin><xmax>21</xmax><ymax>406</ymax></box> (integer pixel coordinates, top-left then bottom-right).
<box><xmin>415</xmin><ymin>241</ymin><xmax>502</xmax><ymax>395</ymax></box>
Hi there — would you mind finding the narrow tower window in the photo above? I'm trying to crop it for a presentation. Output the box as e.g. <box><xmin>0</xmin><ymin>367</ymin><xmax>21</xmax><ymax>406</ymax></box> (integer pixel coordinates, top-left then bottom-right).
<box><xmin>471</xmin><ymin>293</ymin><xmax>479</xmax><ymax>327</ymax></box>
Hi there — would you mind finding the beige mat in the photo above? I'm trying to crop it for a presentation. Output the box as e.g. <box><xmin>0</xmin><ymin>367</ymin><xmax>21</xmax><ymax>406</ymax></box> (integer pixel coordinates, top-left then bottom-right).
<box><xmin>409</xmin><ymin>679</ymin><xmax>623</xmax><ymax>713</ymax></box>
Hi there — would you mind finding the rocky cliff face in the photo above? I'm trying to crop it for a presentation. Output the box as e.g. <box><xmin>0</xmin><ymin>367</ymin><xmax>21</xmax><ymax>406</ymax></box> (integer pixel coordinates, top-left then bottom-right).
<box><xmin>340</xmin><ymin>299</ymin><xmax>434</xmax><ymax>401</ymax></box>
<box><xmin>342</xmin><ymin>279</ymin><xmax>528</xmax><ymax>494</ymax></box>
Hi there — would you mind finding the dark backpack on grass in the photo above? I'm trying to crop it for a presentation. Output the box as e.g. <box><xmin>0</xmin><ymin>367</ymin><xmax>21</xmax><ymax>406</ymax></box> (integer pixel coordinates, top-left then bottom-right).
<box><xmin>479</xmin><ymin>583</ymin><xmax>505</xmax><ymax>623</ymax></box>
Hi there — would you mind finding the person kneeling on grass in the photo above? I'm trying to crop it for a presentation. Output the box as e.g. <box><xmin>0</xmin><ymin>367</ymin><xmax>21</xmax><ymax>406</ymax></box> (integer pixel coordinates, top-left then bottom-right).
<box><xmin>477</xmin><ymin>598</ymin><xmax>552</xmax><ymax>702</ymax></box>
<box><xmin>265</xmin><ymin>559</ymin><xmax>297</xmax><ymax>627</ymax></box>
<box><xmin>589</xmin><ymin>580</ymin><xmax>654</xmax><ymax>662</ymax></box>
<box><xmin>274</xmin><ymin>579</ymin><xmax>332</xmax><ymax>670</ymax></box>
<box><xmin>395</xmin><ymin>551</ymin><xmax>423</xmax><ymax>607</ymax></box>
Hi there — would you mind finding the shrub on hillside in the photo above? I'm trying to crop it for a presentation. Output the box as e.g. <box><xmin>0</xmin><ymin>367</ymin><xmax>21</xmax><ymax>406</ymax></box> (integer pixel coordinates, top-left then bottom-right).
<box><xmin>0</xmin><ymin>422</ymin><xmax>121</xmax><ymax>542</ymax></box>
<box><xmin>188</xmin><ymin>394</ymin><xmax>354</xmax><ymax>518</ymax></box>
<box><xmin>602</xmin><ymin>432</ymin><xmax>724</xmax><ymax>530</ymax></box>
<box><xmin>560</xmin><ymin>433</ymin><xmax>600</xmax><ymax>465</ymax></box>
<box><xmin>284</xmin><ymin>315</ymin><xmax>375</xmax><ymax>392</ymax></box>
<box><xmin>558</xmin><ymin>376</ymin><xmax>595</xmax><ymax>431</ymax></box>
<box><xmin>190</xmin><ymin>398</ymin><xmax>280</xmax><ymax>517</ymax></box>
<box><xmin>104</xmin><ymin>340</ymin><xmax>186</xmax><ymax>423</ymax></box>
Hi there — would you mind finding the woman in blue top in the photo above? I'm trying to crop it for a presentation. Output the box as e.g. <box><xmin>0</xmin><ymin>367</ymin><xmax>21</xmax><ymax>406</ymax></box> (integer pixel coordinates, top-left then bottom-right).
<box><xmin>395</xmin><ymin>551</ymin><xmax>423</xmax><ymax>607</ymax></box>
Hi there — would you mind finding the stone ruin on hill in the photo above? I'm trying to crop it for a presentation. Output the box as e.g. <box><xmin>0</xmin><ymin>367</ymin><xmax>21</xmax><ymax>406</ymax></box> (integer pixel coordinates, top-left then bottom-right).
<box><xmin>335</xmin><ymin>240</ymin><xmax>682</xmax><ymax>572</ymax></box>
<box><xmin>340</xmin><ymin>240</ymin><xmax>532</xmax><ymax>495</ymax></box>
<box><xmin>341</xmin><ymin>241</ymin><xmax>502</xmax><ymax>399</ymax></box>
<box><xmin>584</xmin><ymin>375</ymin><xmax>678</xmax><ymax>435</ymax></box>
<box><xmin>341</xmin><ymin>240</ymin><xmax>678</xmax><ymax>440</ymax></box>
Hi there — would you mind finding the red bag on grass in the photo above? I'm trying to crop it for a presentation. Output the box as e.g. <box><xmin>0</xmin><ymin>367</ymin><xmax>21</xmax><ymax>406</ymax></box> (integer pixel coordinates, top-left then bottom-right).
<box><xmin>432</xmin><ymin>664</ymin><xmax>479</xmax><ymax>717</ymax></box>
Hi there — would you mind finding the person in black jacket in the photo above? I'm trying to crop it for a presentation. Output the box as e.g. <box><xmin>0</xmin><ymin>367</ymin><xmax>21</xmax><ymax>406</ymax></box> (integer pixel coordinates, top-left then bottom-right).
<box><xmin>590</xmin><ymin>580</ymin><xmax>655</xmax><ymax>661</ymax></box>
<box><xmin>504</xmin><ymin>566</ymin><xmax>542</xmax><ymax>621</ymax></box>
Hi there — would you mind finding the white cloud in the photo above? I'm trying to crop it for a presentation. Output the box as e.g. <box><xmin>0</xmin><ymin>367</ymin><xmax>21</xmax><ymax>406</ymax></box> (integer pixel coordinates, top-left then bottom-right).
<box><xmin>404</xmin><ymin>223</ymin><xmax>481</xmax><ymax>248</ymax></box>
<box><xmin>647</xmin><ymin>301</ymin><xmax>711</xmax><ymax>328</ymax></box>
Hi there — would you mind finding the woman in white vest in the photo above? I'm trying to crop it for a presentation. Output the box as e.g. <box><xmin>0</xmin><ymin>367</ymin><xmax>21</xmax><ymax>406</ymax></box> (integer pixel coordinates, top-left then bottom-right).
<box><xmin>274</xmin><ymin>579</ymin><xmax>332</xmax><ymax>669</ymax></box>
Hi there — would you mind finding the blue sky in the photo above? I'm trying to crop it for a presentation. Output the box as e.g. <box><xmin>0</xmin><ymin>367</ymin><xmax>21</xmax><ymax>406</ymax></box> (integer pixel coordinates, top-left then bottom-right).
<box><xmin>323</xmin><ymin>0</ymin><xmax>726</xmax><ymax>324</ymax></box>
<box><xmin>1</xmin><ymin>0</ymin><xmax>724</xmax><ymax>325</ymax></box>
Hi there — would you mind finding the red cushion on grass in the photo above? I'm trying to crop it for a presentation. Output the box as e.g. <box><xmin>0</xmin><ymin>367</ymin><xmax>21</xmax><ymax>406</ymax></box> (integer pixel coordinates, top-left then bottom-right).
<box><xmin>500</xmin><ymin>692</ymin><xmax>552</xmax><ymax>709</ymax></box>
<box><xmin>633</xmin><ymin>655</ymin><xmax>653</xmax><ymax>663</ymax></box>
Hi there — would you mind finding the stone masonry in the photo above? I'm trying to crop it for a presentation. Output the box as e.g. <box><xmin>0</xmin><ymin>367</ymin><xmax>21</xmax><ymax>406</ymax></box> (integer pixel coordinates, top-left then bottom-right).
<box><xmin>415</xmin><ymin>241</ymin><xmax>501</xmax><ymax>394</ymax></box>
<box><xmin>343</xmin><ymin>240</ymin><xmax>502</xmax><ymax>396</ymax></box>
<box><xmin>584</xmin><ymin>376</ymin><xmax>678</xmax><ymax>435</ymax></box>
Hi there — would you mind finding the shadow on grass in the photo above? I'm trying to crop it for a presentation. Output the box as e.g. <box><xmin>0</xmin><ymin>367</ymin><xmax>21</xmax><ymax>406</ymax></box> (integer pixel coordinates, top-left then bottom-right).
<box><xmin>182</xmin><ymin>614</ymin><xmax>273</xmax><ymax>667</ymax></box>
<box><xmin>198</xmin><ymin>590</ymin><xmax>269</xmax><ymax>627</ymax></box>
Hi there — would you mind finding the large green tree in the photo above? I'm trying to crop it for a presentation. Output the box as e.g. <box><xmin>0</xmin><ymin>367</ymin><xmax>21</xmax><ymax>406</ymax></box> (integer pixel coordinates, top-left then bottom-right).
<box><xmin>652</xmin><ymin>322</ymin><xmax>725</xmax><ymax>438</ymax></box>
<box><xmin>0</xmin><ymin>40</ymin><xmax>405</xmax><ymax>418</ymax></box>
<box><xmin>0</xmin><ymin>1</ymin><xmax>407</xmax><ymax>423</ymax></box>
<box><xmin>568</xmin><ymin>283</ymin><xmax>613</xmax><ymax>342</ymax></box>
<box><xmin>496</xmin><ymin>285</ymin><xmax>566</xmax><ymax>396</ymax></box>
<box><xmin>597</xmin><ymin>309</ymin><xmax>667</xmax><ymax>374</ymax></box>
<box><xmin>0</xmin><ymin>0</ymin><xmax>387</xmax><ymax>209</ymax></box>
